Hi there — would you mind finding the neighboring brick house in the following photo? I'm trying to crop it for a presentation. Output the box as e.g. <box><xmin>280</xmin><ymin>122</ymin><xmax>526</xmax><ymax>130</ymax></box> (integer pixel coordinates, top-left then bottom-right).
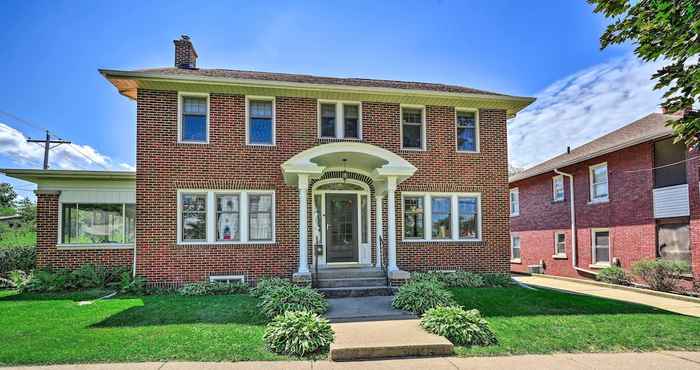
<box><xmin>3</xmin><ymin>36</ymin><xmax>533</xmax><ymax>291</ymax></box>
<box><xmin>509</xmin><ymin>112</ymin><xmax>699</xmax><ymax>287</ymax></box>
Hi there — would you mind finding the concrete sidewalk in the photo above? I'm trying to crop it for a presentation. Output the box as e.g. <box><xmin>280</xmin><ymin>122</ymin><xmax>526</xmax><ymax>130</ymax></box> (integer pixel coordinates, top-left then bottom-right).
<box><xmin>514</xmin><ymin>275</ymin><xmax>700</xmax><ymax>317</ymax></box>
<box><xmin>5</xmin><ymin>352</ymin><xmax>700</xmax><ymax>369</ymax></box>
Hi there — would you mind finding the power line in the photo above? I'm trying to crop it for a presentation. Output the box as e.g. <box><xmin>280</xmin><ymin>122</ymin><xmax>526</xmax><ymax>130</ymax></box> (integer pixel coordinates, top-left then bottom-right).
<box><xmin>27</xmin><ymin>131</ymin><xmax>72</xmax><ymax>170</ymax></box>
<box><xmin>624</xmin><ymin>156</ymin><xmax>699</xmax><ymax>173</ymax></box>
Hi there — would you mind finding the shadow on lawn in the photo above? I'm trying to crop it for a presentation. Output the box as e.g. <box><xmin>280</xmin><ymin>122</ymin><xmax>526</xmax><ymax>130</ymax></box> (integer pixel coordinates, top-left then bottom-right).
<box><xmin>451</xmin><ymin>286</ymin><xmax>675</xmax><ymax>318</ymax></box>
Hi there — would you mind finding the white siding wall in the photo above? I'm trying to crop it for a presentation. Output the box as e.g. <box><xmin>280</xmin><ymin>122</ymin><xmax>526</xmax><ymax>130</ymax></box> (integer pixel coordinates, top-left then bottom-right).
<box><xmin>59</xmin><ymin>190</ymin><xmax>136</xmax><ymax>204</ymax></box>
<box><xmin>653</xmin><ymin>184</ymin><xmax>689</xmax><ymax>219</ymax></box>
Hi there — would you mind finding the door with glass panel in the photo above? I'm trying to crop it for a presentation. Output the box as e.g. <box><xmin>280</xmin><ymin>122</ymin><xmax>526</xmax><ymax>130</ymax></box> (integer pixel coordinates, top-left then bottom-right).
<box><xmin>325</xmin><ymin>193</ymin><xmax>358</xmax><ymax>263</ymax></box>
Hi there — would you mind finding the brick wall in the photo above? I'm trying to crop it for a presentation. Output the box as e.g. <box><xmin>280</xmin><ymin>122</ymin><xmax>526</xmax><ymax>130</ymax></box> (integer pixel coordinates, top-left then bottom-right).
<box><xmin>132</xmin><ymin>89</ymin><xmax>511</xmax><ymax>283</ymax></box>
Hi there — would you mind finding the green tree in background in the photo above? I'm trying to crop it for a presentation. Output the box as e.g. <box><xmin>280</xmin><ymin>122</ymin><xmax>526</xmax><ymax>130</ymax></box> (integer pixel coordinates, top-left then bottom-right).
<box><xmin>0</xmin><ymin>183</ymin><xmax>17</xmax><ymax>209</ymax></box>
<box><xmin>589</xmin><ymin>0</ymin><xmax>699</xmax><ymax>146</ymax></box>
<box><xmin>16</xmin><ymin>198</ymin><xmax>36</xmax><ymax>226</ymax></box>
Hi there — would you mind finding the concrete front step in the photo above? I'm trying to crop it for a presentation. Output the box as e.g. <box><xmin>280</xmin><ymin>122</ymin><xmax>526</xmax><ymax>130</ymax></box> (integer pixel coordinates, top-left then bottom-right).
<box><xmin>314</xmin><ymin>267</ymin><xmax>385</xmax><ymax>279</ymax></box>
<box><xmin>330</xmin><ymin>319</ymin><xmax>454</xmax><ymax>361</ymax></box>
<box><xmin>316</xmin><ymin>277</ymin><xmax>388</xmax><ymax>288</ymax></box>
<box><xmin>319</xmin><ymin>286</ymin><xmax>394</xmax><ymax>298</ymax></box>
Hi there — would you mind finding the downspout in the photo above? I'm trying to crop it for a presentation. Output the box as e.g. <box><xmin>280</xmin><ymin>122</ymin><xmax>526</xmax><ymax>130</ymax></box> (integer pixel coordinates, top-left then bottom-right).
<box><xmin>554</xmin><ymin>169</ymin><xmax>596</xmax><ymax>275</ymax></box>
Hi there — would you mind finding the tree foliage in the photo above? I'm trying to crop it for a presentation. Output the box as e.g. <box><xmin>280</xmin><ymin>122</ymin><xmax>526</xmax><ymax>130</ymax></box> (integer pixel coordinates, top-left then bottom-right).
<box><xmin>0</xmin><ymin>183</ymin><xmax>17</xmax><ymax>209</ymax></box>
<box><xmin>589</xmin><ymin>0</ymin><xmax>699</xmax><ymax>146</ymax></box>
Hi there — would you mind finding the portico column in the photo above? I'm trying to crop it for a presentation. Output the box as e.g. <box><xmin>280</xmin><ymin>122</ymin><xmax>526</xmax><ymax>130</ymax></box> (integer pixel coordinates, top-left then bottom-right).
<box><xmin>296</xmin><ymin>174</ymin><xmax>310</xmax><ymax>276</ymax></box>
<box><xmin>375</xmin><ymin>195</ymin><xmax>383</xmax><ymax>268</ymax></box>
<box><xmin>386</xmin><ymin>176</ymin><xmax>398</xmax><ymax>272</ymax></box>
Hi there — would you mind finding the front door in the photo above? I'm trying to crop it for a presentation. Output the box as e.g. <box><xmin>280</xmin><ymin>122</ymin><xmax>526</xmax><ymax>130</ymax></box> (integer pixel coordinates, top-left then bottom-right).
<box><xmin>325</xmin><ymin>193</ymin><xmax>358</xmax><ymax>263</ymax></box>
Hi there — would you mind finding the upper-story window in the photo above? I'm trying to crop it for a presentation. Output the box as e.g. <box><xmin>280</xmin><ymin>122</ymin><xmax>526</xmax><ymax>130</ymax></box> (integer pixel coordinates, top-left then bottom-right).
<box><xmin>247</xmin><ymin>97</ymin><xmax>275</xmax><ymax>145</ymax></box>
<box><xmin>589</xmin><ymin>163</ymin><xmax>608</xmax><ymax>202</ymax></box>
<box><xmin>318</xmin><ymin>101</ymin><xmax>361</xmax><ymax>139</ymax></box>
<box><xmin>553</xmin><ymin>175</ymin><xmax>564</xmax><ymax>202</ymax></box>
<box><xmin>653</xmin><ymin>137</ymin><xmax>687</xmax><ymax>188</ymax></box>
<box><xmin>401</xmin><ymin>106</ymin><xmax>425</xmax><ymax>150</ymax></box>
<box><xmin>456</xmin><ymin>109</ymin><xmax>478</xmax><ymax>152</ymax></box>
<box><xmin>509</xmin><ymin>188</ymin><xmax>520</xmax><ymax>216</ymax></box>
<box><xmin>179</xmin><ymin>94</ymin><xmax>208</xmax><ymax>143</ymax></box>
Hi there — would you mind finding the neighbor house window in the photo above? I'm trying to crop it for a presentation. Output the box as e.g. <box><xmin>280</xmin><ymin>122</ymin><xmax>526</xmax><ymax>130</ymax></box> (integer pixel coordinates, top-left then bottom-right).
<box><xmin>431</xmin><ymin>197</ymin><xmax>451</xmax><ymax>239</ymax></box>
<box><xmin>248</xmin><ymin>194</ymin><xmax>273</xmax><ymax>241</ymax></box>
<box><xmin>554</xmin><ymin>232</ymin><xmax>566</xmax><ymax>256</ymax></box>
<box><xmin>247</xmin><ymin>98</ymin><xmax>274</xmax><ymax>145</ymax></box>
<box><xmin>403</xmin><ymin>193</ymin><xmax>481</xmax><ymax>242</ymax></box>
<box><xmin>592</xmin><ymin>229</ymin><xmax>610</xmax><ymax>265</ymax></box>
<box><xmin>509</xmin><ymin>188</ymin><xmax>520</xmax><ymax>216</ymax></box>
<box><xmin>403</xmin><ymin>196</ymin><xmax>425</xmax><ymax>239</ymax></box>
<box><xmin>589</xmin><ymin>163</ymin><xmax>608</xmax><ymax>202</ymax></box>
<box><xmin>401</xmin><ymin>106</ymin><xmax>425</xmax><ymax>150</ymax></box>
<box><xmin>178</xmin><ymin>190</ymin><xmax>275</xmax><ymax>244</ymax></box>
<box><xmin>553</xmin><ymin>175</ymin><xmax>564</xmax><ymax>201</ymax></box>
<box><xmin>181</xmin><ymin>193</ymin><xmax>207</xmax><ymax>242</ymax></box>
<box><xmin>216</xmin><ymin>194</ymin><xmax>240</xmax><ymax>241</ymax></box>
<box><xmin>657</xmin><ymin>223</ymin><xmax>691</xmax><ymax>267</ymax></box>
<box><xmin>61</xmin><ymin>203</ymin><xmax>135</xmax><ymax>245</ymax></box>
<box><xmin>318</xmin><ymin>101</ymin><xmax>361</xmax><ymax>139</ymax></box>
<box><xmin>654</xmin><ymin>137</ymin><xmax>687</xmax><ymax>188</ymax></box>
<box><xmin>180</xmin><ymin>95</ymin><xmax>208</xmax><ymax>142</ymax></box>
<box><xmin>511</xmin><ymin>235</ymin><xmax>521</xmax><ymax>260</ymax></box>
<box><xmin>456</xmin><ymin>110</ymin><xmax>478</xmax><ymax>152</ymax></box>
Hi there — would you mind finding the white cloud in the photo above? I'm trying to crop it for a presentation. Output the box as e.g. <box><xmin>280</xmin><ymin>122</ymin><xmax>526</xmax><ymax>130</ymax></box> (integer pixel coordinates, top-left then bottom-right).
<box><xmin>0</xmin><ymin>122</ymin><xmax>134</xmax><ymax>171</ymax></box>
<box><xmin>508</xmin><ymin>55</ymin><xmax>667</xmax><ymax>169</ymax></box>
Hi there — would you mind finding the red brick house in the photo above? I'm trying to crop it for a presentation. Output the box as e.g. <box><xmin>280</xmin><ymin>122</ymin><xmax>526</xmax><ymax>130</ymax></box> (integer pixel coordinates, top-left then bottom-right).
<box><xmin>3</xmin><ymin>36</ymin><xmax>533</xmax><ymax>292</ymax></box>
<box><xmin>509</xmin><ymin>112</ymin><xmax>699</xmax><ymax>287</ymax></box>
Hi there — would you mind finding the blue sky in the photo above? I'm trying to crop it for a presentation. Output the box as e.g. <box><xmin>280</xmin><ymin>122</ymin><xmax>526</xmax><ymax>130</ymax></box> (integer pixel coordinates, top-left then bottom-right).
<box><xmin>0</xmin><ymin>1</ymin><xmax>664</xmax><ymax>198</ymax></box>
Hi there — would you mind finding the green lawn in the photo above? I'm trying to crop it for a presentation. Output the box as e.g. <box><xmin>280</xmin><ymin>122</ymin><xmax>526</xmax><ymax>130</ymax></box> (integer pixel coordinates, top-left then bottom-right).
<box><xmin>452</xmin><ymin>286</ymin><xmax>700</xmax><ymax>356</ymax></box>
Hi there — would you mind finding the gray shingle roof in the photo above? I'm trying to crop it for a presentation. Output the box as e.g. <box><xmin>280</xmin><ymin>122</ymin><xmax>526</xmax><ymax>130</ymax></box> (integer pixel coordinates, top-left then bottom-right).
<box><xmin>509</xmin><ymin>113</ymin><xmax>679</xmax><ymax>183</ymax></box>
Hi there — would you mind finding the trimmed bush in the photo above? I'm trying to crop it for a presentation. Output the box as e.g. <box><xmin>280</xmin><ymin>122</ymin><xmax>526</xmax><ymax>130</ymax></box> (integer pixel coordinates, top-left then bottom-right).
<box><xmin>632</xmin><ymin>259</ymin><xmax>690</xmax><ymax>292</ymax></box>
<box><xmin>258</xmin><ymin>285</ymin><xmax>328</xmax><ymax>319</ymax></box>
<box><xmin>480</xmin><ymin>273</ymin><xmax>512</xmax><ymax>287</ymax></box>
<box><xmin>420</xmin><ymin>306</ymin><xmax>497</xmax><ymax>346</ymax></box>
<box><xmin>252</xmin><ymin>277</ymin><xmax>295</xmax><ymax>298</ymax></box>
<box><xmin>0</xmin><ymin>245</ymin><xmax>36</xmax><ymax>275</ymax></box>
<box><xmin>392</xmin><ymin>280</ymin><xmax>456</xmax><ymax>315</ymax></box>
<box><xmin>596</xmin><ymin>266</ymin><xmax>631</xmax><ymax>285</ymax></box>
<box><xmin>14</xmin><ymin>264</ymin><xmax>130</xmax><ymax>293</ymax></box>
<box><xmin>178</xmin><ymin>281</ymin><xmax>249</xmax><ymax>296</ymax></box>
<box><xmin>411</xmin><ymin>271</ymin><xmax>484</xmax><ymax>288</ymax></box>
<box><xmin>264</xmin><ymin>310</ymin><xmax>334</xmax><ymax>356</ymax></box>
<box><xmin>118</xmin><ymin>272</ymin><xmax>148</xmax><ymax>295</ymax></box>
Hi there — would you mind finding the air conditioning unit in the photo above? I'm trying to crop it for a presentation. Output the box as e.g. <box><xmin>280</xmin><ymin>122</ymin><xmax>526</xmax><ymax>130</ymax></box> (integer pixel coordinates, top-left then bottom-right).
<box><xmin>527</xmin><ymin>265</ymin><xmax>543</xmax><ymax>274</ymax></box>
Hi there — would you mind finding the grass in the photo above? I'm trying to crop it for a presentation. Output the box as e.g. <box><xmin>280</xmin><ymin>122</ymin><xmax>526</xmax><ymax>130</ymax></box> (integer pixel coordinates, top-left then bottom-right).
<box><xmin>0</xmin><ymin>290</ymin><xmax>286</xmax><ymax>365</ymax></box>
<box><xmin>0</xmin><ymin>227</ymin><xmax>35</xmax><ymax>248</ymax></box>
<box><xmin>452</xmin><ymin>286</ymin><xmax>700</xmax><ymax>356</ymax></box>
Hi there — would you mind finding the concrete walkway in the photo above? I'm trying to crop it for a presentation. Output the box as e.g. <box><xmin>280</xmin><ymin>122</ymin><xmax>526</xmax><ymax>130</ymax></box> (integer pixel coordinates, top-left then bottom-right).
<box><xmin>515</xmin><ymin>275</ymin><xmax>700</xmax><ymax>317</ymax></box>
<box><xmin>325</xmin><ymin>296</ymin><xmax>416</xmax><ymax>323</ymax></box>
<box><xmin>6</xmin><ymin>352</ymin><xmax>700</xmax><ymax>369</ymax></box>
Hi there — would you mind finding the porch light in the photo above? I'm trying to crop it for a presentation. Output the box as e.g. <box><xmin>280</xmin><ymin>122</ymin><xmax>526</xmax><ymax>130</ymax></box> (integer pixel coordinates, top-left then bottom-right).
<box><xmin>341</xmin><ymin>158</ymin><xmax>349</xmax><ymax>182</ymax></box>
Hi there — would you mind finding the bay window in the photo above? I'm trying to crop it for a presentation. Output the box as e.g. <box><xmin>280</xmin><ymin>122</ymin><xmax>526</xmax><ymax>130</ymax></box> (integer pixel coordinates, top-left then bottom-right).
<box><xmin>61</xmin><ymin>203</ymin><xmax>135</xmax><ymax>245</ymax></box>
<box><xmin>402</xmin><ymin>193</ymin><xmax>481</xmax><ymax>242</ymax></box>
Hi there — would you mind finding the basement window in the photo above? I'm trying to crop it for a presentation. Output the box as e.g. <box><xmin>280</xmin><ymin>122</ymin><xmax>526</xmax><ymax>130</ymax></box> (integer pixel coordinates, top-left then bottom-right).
<box><xmin>209</xmin><ymin>275</ymin><xmax>245</xmax><ymax>284</ymax></box>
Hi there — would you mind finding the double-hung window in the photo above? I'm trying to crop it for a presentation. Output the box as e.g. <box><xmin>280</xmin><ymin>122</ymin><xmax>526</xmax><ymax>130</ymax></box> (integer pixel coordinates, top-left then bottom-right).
<box><xmin>401</xmin><ymin>106</ymin><xmax>425</xmax><ymax>150</ymax></box>
<box><xmin>554</xmin><ymin>232</ymin><xmax>566</xmax><ymax>256</ymax></box>
<box><xmin>179</xmin><ymin>94</ymin><xmax>208</xmax><ymax>143</ymax></box>
<box><xmin>181</xmin><ymin>193</ymin><xmax>208</xmax><ymax>242</ymax></box>
<box><xmin>248</xmin><ymin>194</ymin><xmax>273</xmax><ymax>241</ymax></box>
<box><xmin>589</xmin><ymin>163</ymin><xmax>608</xmax><ymax>202</ymax></box>
<box><xmin>61</xmin><ymin>203</ymin><xmax>135</xmax><ymax>245</ymax></box>
<box><xmin>553</xmin><ymin>175</ymin><xmax>564</xmax><ymax>202</ymax></box>
<box><xmin>318</xmin><ymin>101</ymin><xmax>361</xmax><ymax>139</ymax></box>
<box><xmin>247</xmin><ymin>98</ymin><xmax>275</xmax><ymax>145</ymax></box>
<box><xmin>592</xmin><ymin>229</ymin><xmax>610</xmax><ymax>265</ymax></box>
<box><xmin>509</xmin><ymin>188</ymin><xmax>520</xmax><ymax>216</ymax></box>
<box><xmin>456</xmin><ymin>110</ymin><xmax>478</xmax><ymax>152</ymax></box>
<box><xmin>402</xmin><ymin>193</ymin><xmax>481</xmax><ymax>241</ymax></box>
<box><xmin>511</xmin><ymin>235</ymin><xmax>521</xmax><ymax>260</ymax></box>
<box><xmin>216</xmin><ymin>195</ymin><xmax>240</xmax><ymax>241</ymax></box>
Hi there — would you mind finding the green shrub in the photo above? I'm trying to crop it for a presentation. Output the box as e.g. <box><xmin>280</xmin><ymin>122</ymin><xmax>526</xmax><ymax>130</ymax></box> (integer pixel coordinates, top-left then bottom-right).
<box><xmin>420</xmin><ymin>306</ymin><xmax>497</xmax><ymax>346</ymax></box>
<box><xmin>392</xmin><ymin>280</ymin><xmax>456</xmax><ymax>315</ymax></box>
<box><xmin>596</xmin><ymin>266</ymin><xmax>631</xmax><ymax>285</ymax></box>
<box><xmin>412</xmin><ymin>271</ymin><xmax>485</xmax><ymax>288</ymax></box>
<box><xmin>18</xmin><ymin>264</ymin><xmax>130</xmax><ymax>293</ymax></box>
<box><xmin>178</xmin><ymin>281</ymin><xmax>249</xmax><ymax>296</ymax></box>
<box><xmin>25</xmin><ymin>269</ymin><xmax>75</xmax><ymax>292</ymax></box>
<box><xmin>480</xmin><ymin>273</ymin><xmax>512</xmax><ymax>287</ymax></box>
<box><xmin>263</xmin><ymin>311</ymin><xmax>334</xmax><ymax>357</ymax></box>
<box><xmin>0</xmin><ymin>245</ymin><xmax>36</xmax><ymax>274</ymax></box>
<box><xmin>258</xmin><ymin>285</ymin><xmax>328</xmax><ymax>319</ymax></box>
<box><xmin>252</xmin><ymin>277</ymin><xmax>295</xmax><ymax>298</ymax></box>
<box><xmin>71</xmin><ymin>264</ymin><xmax>110</xmax><ymax>288</ymax></box>
<box><xmin>632</xmin><ymin>259</ymin><xmax>690</xmax><ymax>292</ymax></box>
<box><xmin>0</xmin><ymin>270</ymin><xmax>29</xmax><ymax>290</ymax></box>
<box><xmin>119</xmin><ymin>272</ymin><xmax>148</xmax><ymax>295</ymax></box>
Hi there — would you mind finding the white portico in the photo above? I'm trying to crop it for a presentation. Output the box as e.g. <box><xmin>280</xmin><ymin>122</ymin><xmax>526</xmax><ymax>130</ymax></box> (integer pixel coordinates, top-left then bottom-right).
<box><xmin>282</xmin><ymin>142</ymin><xmax>416</xmax><ymax>281</ymax></box>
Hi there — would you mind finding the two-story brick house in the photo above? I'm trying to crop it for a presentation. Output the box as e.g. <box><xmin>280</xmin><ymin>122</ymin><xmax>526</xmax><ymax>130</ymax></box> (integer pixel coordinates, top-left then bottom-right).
<box><xmin>509</xmin><ymin>111</ymin><xmax>699</xmax><ymax>288</ymax></box>
<box><xmin>3</xmin><ymin>36</ymin><xmax>533</xmax><ymax>292</ymax></box>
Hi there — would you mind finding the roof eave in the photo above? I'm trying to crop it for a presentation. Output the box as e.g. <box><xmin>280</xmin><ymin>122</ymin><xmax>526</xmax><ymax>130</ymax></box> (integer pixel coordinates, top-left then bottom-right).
<box><xmin>1</xmin><ymin>169</ymin><xmax>136</xmax><ymax>184</ymax></box>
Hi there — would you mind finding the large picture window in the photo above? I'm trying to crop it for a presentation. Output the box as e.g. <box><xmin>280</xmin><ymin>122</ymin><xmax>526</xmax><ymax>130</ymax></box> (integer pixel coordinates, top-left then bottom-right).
<box><xmin>402</xmin><ymin>193</ymin><xmax>481</xmax><ymax>242</ymax></box>
<box><xmin>61</xmin><ymin>203</ymin><xmax>135</xmax><ymax>245</ymax></box>
<box><xmin>180</xmin><ymin>95</ymin><xmax>208</xmax><ymax>143</ymax></box>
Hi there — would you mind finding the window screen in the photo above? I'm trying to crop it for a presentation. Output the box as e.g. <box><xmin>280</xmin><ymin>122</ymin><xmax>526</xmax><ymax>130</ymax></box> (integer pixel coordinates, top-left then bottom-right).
<box><xmin>654</xmin><ymin>137</ymin><xmax>687</xmax><ymax>188</ymax></box>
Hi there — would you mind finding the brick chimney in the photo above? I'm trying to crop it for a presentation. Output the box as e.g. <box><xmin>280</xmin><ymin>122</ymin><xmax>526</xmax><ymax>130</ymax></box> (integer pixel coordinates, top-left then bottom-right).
<box><xmin>174</xmin><ymin>35</ymin><xmax>197</xmax><ymax>69</ymax></box>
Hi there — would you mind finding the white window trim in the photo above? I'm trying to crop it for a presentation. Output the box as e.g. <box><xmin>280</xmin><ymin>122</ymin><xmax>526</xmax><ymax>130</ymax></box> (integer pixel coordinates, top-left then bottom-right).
<box><xmin>177</xmin><ymin>189</ymin><xmax>275</xmax><ymax>245</ymax></box>
<box><xmin>245</xmin><ymin>96</ymin><xmax>276</xmax><ymax>146</ymax></box>
<box><xmin>509</xmin><ymin>188</ymin><xmax>520</xmax><ymax>217</ymax></box>
<box><xmin>510</xmin><ymin>234</ymin><xmax>521</xmax><ymax>263</ymax></box>
<box><xmin>589</xmin><ymin>162</ymin><xmax>609</xmax><ymax>203</ymax></box>
<box><xmin>177</xmin><ymin>92</ymin><xmax>210</xmax><ymax>144</ymax></box>
<box><xmin>57</xmin><ymin>202</ymin><xmax>136</xmax><ymax>249</ymax></box>
<box><xmin>455</xmin><ymin>108</ymin><xmax>479</xmax><ymax>153</ymax></box>
<box><xmin>553</xmin><ymin>175</ymin><xmax>564</xmax><ymax>202</ymax></box>
<box><xmin>400</xmin><ymin>105</ymin><xmax>427</xmax><ymax>151</ymax></box>
<box><xmin>400</xmin><ymin>192</ymin><xmax>482</xmax><ymax>242</ymax></box>
<box><xmin>553</xmin><ymin>231</ymin><xmax>566</xmax><ymax>258</ymax></box>
<box><xmin>317</xmin><ymin>100</ymin><xmax>363</xmax><ymax>140</ymax></box>
<box><xmin>591</xmin><ymin>228</ymin><xmax>611</xmax><ymax>267</ymax></box>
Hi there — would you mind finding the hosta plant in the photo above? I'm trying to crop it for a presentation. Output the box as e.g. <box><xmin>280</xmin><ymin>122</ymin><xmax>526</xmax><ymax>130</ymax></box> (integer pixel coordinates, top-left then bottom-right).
<box><xmin>264</xmin><ymin>310</ymin><xmax>334</xmax><ymax>356</ymax></box>
<box><xmin>420</xmin><ymin>306</ymin><xmax>497</xmax><ymax>346</ymax></box>
<box><xmin>251</xmin><ymin>277</ymin><xmax>295</xmax><ymax>298</ymax></box>
<box><xmin>258</xmin><ymin>285</ymin><xmax>328</xmax><ymax>319</ymax></box>
<box><xmin>392</xmin><ymin>280</ymin><xmax>456</xmax><ymax>315</ymax></box>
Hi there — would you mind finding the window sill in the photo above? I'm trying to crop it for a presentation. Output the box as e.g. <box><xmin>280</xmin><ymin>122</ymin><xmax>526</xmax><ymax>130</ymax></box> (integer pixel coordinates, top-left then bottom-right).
<box><xmin>246</xmin><ymin>143</ymin><xmax>276</xmax><ymax>148</ymax></box>
<box><xmin>510</xmin><ymin>213</ymin><xmax>520</xmax><ymax>218</ymax></box>
<box><xmin>551</xmin><ymin>199</ymin><xmax>565</xmax><ymax>204</ymax></box>
<box><xmin>177</xmin><ymin>241</ymin><xmax>276</xmax><ymax>247</ymax></box>
<box><xmin>456</xmin><ymin>150</ymin><xmax>479</xmax><ymax>154</ymax></box>
<box><xmin>510</xmin><ymin>259</ymin><xmax>522</xmax><ymax>264</ymax></box>
<box><xmin>56</xmin><ymin>244</ymin><xmax>135</xmax><ymax>251</ymax></box>
<box><xmin>177</xmin><ymin>140</ymin><xmax>209</xmax><ymax>145</ymax></box>
<box><xmin>589</xmin><ymin>263</ymin><xmax>611</xmax><ymax>269</ymax></box>
<box><xmin>317</xmin><ymin>137</ymin><xmax>363</xmax><ymax>142</ymax></box>
<box><xmin>400</xmin><ymin>148</ymin><xmax>426</xmax><ymax>152</ymax></box>
<box><xmin>552</xmin><ymin>254</ymin><xmax>568</xmax><ymax>260</ymax></box>
<box><xmin>400</xmin><ymin>238</ymin><xmax>483</xmax><ymax>244</ymax></box>
<box><xmin>588</xmin><ymin>199</ymin><xmax>609</xmax><ymax>205</ymax></box>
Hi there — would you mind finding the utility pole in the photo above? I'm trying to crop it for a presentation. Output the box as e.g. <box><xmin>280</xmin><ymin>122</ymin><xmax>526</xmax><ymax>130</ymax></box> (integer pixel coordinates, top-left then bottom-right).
<box><xmin>27</xmin><ymin>130</ymin><xmax>72</xmax><ymax>170</ymax></box>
